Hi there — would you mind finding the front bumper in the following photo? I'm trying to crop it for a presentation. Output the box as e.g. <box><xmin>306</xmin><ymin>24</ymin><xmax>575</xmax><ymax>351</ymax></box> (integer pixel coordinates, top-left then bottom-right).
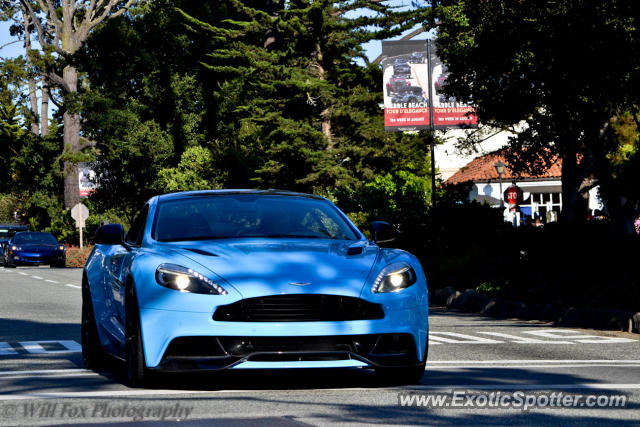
<box><xmin>11</xmin><ymin>252</ymin><xmax>64</xmax><ymax>265</ymax></box>
<box><xmin>139</xmin><ymin>305</ymin><xmax>428</xmax><ymax>370</ymax></box>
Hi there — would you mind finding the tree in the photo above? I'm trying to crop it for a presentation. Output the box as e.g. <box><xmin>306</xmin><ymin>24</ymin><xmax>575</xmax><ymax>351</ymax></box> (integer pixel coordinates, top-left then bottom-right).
<box><xmin>431</xmin><ymin>0</ymin><xmax>640</xmax><ymax>229</ymax></box>
<box><xmin>180</xmin><ymin>0</ymin><xmax>432</xmax><ymax>195</ymax></box>
<box><xmin>15</xmin><ymin>0</ymin><xmax>140</xmax><ymax>208</ymax></box>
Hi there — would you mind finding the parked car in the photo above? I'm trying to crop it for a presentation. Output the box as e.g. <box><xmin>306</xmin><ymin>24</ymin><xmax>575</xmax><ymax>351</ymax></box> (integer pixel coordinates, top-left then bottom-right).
<box><xmin>82</xmin><ymin>190</ymin><xmax>429</xmax><ymax>387</ymax></box>
<box><xmin>3</xmin><ymin>231</ymin><xmax>66</xmax><ymax>268</ymax></box>
<box><xmin>391</xmin><ymin>86</ymin><xmax>427</xmax><ymax>104</ymax></box>
<box><xmin>409</xmin><ymin>52</ymin><xmax>426</xmax><ymax>64</ymax></box>
<box><xmin>385</xmin><ymin>75</ymin><xmax>411</xmax><ymax>95</ymax></box>
<box><xmin>0</xmin><ymin>224</ymin><xmax>28</xmax><ymax>254</ymax></box>
<box><xmin>392</xmin><ymin>58</ymin><xmax>411</xmax><ymax>76</ymax></box>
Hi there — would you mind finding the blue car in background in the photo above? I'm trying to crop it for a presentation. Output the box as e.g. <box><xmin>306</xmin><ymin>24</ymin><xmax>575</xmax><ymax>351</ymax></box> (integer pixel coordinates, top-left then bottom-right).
<box><xmin>0</xmin><ymin>224</ymin><xmax>29</xmax><ymax>254</ymax></box>
<box><xmin>3</xmin><ymin>232</ymin><xmax>66</xmax><ymax>268</ymax></box>
<box><xmin>82</xmin><ymin>190</ymin><xmax>429</xmax><ymax>387</ymax></box>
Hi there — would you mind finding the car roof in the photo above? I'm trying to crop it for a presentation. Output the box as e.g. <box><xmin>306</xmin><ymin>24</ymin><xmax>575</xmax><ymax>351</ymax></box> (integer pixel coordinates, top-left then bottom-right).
<box><xmin>157</xmin><ymin>189</ymin><xmax>327</xmax><ymax>203</ymax></box>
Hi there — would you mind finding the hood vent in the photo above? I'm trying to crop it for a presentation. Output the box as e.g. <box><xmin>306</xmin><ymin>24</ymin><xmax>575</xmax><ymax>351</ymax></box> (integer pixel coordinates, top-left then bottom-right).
<box><xmin>183</xmin><ymin>248</ymin><xmax>218</xmax><ymax>257</ymax></box>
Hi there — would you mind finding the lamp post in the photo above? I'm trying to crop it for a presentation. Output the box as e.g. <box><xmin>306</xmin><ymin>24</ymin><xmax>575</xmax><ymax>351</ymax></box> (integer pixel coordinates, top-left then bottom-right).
<box><xmin>494</xmin><ymin>160</ymin><xmax>506</xmax><ymax>209</ymax></box>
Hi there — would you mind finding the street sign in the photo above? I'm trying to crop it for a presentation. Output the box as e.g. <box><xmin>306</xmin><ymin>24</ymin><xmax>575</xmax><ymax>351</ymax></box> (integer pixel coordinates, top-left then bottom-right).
<box><xmin>71</xmin><ymin>203</ymin><xmax>89</xmax><ymax>223</ymax></box>
<box><xmin>504</xmin><ymin>184</ymin><xmax>524</xmax><ymax>205</ymax></box>
<box><xmin>70</xmin><ymin>203</ymin><xmax>89</xmax><ymax>251</ymax></box>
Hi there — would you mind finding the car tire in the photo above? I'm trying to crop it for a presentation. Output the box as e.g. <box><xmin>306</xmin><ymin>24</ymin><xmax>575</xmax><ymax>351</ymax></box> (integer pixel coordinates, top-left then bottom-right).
<box><xmin>125</xmin><ymin>283</ymin><xmax>148</xmax><ymax>388</ymax></box>
<box><xmin>375</xmin><ymin>336</ymin><xmax>428</xmax><ymax>384</ymax></box>
<box><xmin>82</xmin><ymin>275</ymin><xmax>108</xmax><ymax>370</ymax></box>
<box><xmin>5</xmin><ymin>252</ymin><xmax>16</xmax><ymax>268</ymax></box>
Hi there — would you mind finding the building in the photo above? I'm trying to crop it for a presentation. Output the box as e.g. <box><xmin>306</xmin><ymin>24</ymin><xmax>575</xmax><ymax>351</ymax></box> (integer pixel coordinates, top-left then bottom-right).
<box><xmin>443</xmin><ymin>148</ymin><xmax>604</xmax><ymax>224</ymax></box>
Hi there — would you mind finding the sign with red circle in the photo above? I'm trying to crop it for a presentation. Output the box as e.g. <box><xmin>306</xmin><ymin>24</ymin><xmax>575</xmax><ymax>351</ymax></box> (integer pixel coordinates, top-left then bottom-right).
<box><xmin>504</xmin><ymin>184</ymin><xmax>523</xmax><ymax>205</ymax></box>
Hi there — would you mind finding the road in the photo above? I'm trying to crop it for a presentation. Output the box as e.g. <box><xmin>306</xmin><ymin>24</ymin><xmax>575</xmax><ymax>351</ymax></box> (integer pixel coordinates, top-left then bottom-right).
<box><xmin>1</xmin><ymin>265</ymin><xmax>639</xmax><ymax>426</ymax></box>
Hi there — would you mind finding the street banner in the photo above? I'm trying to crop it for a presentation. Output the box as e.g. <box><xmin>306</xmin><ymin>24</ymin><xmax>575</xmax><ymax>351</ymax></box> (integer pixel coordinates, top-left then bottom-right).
<box><xmin>382</xmin><ymin>40</ymin><xmax>430</xmax><ymax>131</ymax></box>
<box><xmin>381</xmin><ymin>40</ymin><xmax>478</xmax><ymax>131</ymax></box>
<box><xmin>78</xmin><ymin>163</ymin><xmax>97</xmax><ymax>198</ymax></box>
<box><xmin>429</xmin><ymin>42</ymin><xmax>478</xmax><ymax>129</ymax></box>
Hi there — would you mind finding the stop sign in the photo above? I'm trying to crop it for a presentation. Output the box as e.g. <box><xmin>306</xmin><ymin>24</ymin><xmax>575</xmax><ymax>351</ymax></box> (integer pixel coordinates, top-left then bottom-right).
<box><xmin>504</xmin><ymin>184</ymin><xmax>523</xmax><ymax>205</ymax></box>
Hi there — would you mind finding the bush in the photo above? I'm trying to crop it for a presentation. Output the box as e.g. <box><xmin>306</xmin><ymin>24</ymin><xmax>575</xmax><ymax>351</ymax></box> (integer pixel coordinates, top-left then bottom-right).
<box><xmin>66</xmin><ymin>245</ymin><xmax>93</xmax><ymax>268</ymax></box>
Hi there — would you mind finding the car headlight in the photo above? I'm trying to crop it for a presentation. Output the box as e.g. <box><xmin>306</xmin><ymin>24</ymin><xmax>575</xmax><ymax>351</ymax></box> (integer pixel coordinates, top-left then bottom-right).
<box><xmin>10</xmin><ymin>245</ymin><xmax>20</xmax><ymax>251</ymax></box>
<box><xmin>155</xmin><ymin>263</ymin><xmax>228</xmax><ymax>295</ymax></box>
<box><xmin>58</xmin><ymin>245</ymin><xmax>65</xmax><ymax>251</ymax></box>
<box><xmin>371</xmin><ymin>263</ymin><xmax>417</xmax><ymax>293</ymax></box>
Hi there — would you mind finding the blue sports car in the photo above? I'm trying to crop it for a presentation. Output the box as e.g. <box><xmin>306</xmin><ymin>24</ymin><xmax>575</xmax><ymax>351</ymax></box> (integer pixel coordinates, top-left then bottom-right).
<box><xmin>82</xmin><ymin>190</ymin><xmax>429</xmax><ymax>386</ymax></box>
<box><xmin>3</xmin><ymin>231</ymin><xmax>66</xmax><ymax>268</ymax></box>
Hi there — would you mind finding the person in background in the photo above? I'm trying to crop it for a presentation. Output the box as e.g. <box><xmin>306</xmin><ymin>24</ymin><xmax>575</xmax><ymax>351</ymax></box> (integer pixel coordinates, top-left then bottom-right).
<box><xmin>634</xmin><ymin>213</ymin><xmax>640</xmax><ymax>235</ymax></box>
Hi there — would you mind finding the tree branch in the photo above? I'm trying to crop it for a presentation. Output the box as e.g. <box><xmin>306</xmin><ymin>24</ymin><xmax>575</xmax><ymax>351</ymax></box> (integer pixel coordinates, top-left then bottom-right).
<box><xmin>19</xmin><ymin>0</ymin><xmax>47</xmax><ymax>49</ymax></box>
<box><xmin>47</xmin><ymin>71</ymin><xmax>72</xmax><ymax>93</ymax></box>
<box><xmin>78</xmin><ymin>136</ymin><xmax>98</xmax><ymax>151</ymax></box>
<box><xmin>90</xmin><ymin>0</ymin><xmax>136</xmax><ymax>29</ymax></box>
<box><xmin>47</xmin><ymin>87</ymin><xmax>65</xmax><ymax>109</ymax></box>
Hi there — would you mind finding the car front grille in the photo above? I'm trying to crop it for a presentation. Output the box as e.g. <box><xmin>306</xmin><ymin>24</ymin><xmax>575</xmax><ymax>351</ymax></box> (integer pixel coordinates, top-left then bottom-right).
<box><xmin>160</xmin><ymin>333</ymin><xmax>419</xmax><ymax>368</ymax></box>
<box><xmin>213</xmin><ymin>294</ymin><xmax>384</xmax><ymax>322</ymax></box>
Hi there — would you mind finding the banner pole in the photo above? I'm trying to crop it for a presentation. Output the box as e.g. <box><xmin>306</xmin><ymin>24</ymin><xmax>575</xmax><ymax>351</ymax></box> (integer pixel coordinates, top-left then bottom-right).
<box><xmin>426</xmin><ymin>39</ymin><xmax>437</xmax><ymax>207</ymax></box>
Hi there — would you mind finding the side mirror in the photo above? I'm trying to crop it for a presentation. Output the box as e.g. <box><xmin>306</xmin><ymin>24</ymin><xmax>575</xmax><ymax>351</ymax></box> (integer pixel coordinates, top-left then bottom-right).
<box><xmin>95</xmin><ymin>223</ymin><xmax>124</xmax><ymax>245</ymax></box>
<box><xmin>369</xmin><ymin>221</ymin><xmax>396</xmax><ymax>244</ymax></box>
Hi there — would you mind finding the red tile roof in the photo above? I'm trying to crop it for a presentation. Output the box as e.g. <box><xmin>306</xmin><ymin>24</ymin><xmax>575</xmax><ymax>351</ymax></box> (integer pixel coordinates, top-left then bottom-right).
<box><xmin>445</xmin><ymin>149</ymin><xmax>562</xmax><ymax>185</ymax></box>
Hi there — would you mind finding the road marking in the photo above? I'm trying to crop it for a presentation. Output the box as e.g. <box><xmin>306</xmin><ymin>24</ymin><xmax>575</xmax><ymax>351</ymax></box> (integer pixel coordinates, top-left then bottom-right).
<box><xmin>429</xmin><ymin>332</ymin><xmax>502</xmax><ymax>344</ymax></box>
<box><xmin>427</xmin><ymin>359</ymin><xmax>640</xmax><ymax>364</ymax></box>
<box><xmin>18</xmin><ymin>340</ymin><xmax>82</xmax><ymax>354</ymax></box>
<box><xmin>65</xmin><ymin>284</ymin><xmax>81</xmax><ymax>289</ymax></box>
<box><xmin>524</xmin><ymin>329</ymin><xmax>638</xmax><ymax>344</ymax></box>
<box><xmin>31</xmin><ymin>275</ymin><xmax>43</xmax><ymax>280</ymax></box>
<box><xmin>0</xmin><ymin>390</ymin><xmax>211</xmax><ymax>400</ymax></box>
<box><xmin>18</xmin><ymin>272</ymin><xmax>28</xmax><ymax>275</ymax></box>
<box><xmin>2</xmin><ymin>384</ymin><xmax>640</xmax><ymax>401</ymax></box>
<box><xmin>478</xmin><ymin>331</ymin><xmax>573</xmax><ymax>344</ymax></box>
<box><xmin>0</xmin><ymin>369</ymin><xmax>91</xmax><ymax>376</ymax></box>
<box><xmin>0</xmin><ymin>343</ymin><xmax>17</xmax><ymax>356</ymax></box>
<box><xmin>45</xmin><ymin>279</ymin><xmax>59</xmax><ymax>284</ymax></box>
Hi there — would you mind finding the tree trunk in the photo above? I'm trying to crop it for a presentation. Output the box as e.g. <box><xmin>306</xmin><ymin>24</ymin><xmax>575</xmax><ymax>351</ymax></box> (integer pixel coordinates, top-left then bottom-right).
<box><xmin>40</xmin><ymin>82</ymin><xmax>49</xmax><ymax>136</ymax></box>
<box><xmin>263</xmin><ymin>0</ymin><xmax>283</xmax><ymax>49</ymax></box>
<box><xmin>63</xmin><ymin>65</ymin><xmax>80</xmax><ymax>208</ymax></box>
<box><xmin>22</xmin><ymin>6</ymin><xmax>39</xmax><ymax>135</ymax></box>
<box><xmin>559</xmin><ymin>132</ymin><xmax>581</xmax><ymax>223</ymax></box>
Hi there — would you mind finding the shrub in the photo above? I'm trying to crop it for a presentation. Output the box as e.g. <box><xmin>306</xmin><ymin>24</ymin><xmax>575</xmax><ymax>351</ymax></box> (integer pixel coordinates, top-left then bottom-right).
<box><xmin>66</xmin><ymin>245</ymin><xmax>93</xmax><ymax>268</ymax></box>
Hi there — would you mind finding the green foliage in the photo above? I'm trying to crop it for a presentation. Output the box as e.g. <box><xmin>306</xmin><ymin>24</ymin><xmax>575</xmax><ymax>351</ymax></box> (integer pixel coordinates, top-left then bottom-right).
<box><xmin>158</xmin><ymin>146</ymin><xmax>223</xmax><ymax>192</ymax></box>
<box><xmin>0</xmin><ymin>194</ymin><xmax>17</xmax><ymax>222</ymax></box>
<box><xmin>72</xmin><ymin>0</ymin><xmax>434</xmax><ymax>227</ymax></box>
<box><xmin>431</xmin><ymin>0</ymin><xmax>640</xmax><ymax>229</ymax></box>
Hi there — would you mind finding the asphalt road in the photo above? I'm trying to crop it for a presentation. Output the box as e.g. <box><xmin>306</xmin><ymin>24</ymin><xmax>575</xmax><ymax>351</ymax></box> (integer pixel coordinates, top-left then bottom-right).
<box><xmin>1</xmin><ymin>265</ymin><xmax>639</xmax><ymax>426</ymax></box>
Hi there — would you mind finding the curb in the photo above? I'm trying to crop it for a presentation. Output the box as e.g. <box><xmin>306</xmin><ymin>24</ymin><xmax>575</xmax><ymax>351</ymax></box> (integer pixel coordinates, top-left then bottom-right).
<box><xmin>430</xmin><ymin>287</ymin><xmax>640</xmax><ymax>334</ymax></box>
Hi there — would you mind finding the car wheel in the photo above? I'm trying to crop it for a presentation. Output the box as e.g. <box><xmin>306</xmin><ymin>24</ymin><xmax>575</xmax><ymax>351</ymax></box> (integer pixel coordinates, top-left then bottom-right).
<box><xmin>125</xmin><ymin>283</ymin><xmax>148</xmax><ymax>387</ymax></box>
<box><xmin>5</xmin><ymin>252</ymin><xmax>16</xmax><ymax>268</ymax></box>
<box><xmin>81</xmin><ymin>275</ymin><xmax>108</xmax><ymax>370</ymax></box>
<box><xmin>375</xmin><ymin>336</ymin><xmax>428</xmax><ymax>384</ymax></box>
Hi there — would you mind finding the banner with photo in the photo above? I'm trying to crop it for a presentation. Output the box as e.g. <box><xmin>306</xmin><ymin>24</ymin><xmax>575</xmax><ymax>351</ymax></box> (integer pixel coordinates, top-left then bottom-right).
<box><xmin>78</xmin><ymin>163</ymin><xmax>97</xmax><ymax>198</ymax></box>
<box><xmin>381</xmin><ymin>40</ymin><xmax>477</xmax><ymax>131</ymax></box>
<box><xmin>382</xmin><ymin>40</ymin><xmax>431</xmax><ymax>131</ymax></box>
<box><xmin>428</xmin><ymin>42</ymin><xmax>477</xmax><ymax>129</ymax></box>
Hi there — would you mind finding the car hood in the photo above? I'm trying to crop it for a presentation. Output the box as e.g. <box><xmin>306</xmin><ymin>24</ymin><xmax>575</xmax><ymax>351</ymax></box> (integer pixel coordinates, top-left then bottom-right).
<box><xmin>165</xmin><ymin>238</ymin><xmax>380</xmax><ymax>299</ymax></box>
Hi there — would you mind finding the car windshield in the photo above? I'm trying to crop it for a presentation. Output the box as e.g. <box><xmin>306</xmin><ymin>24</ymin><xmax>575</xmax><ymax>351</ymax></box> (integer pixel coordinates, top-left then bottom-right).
<box><xmin>153</xmin><ymin>194</ymin><xmax>360</xmax><ymax>242</ymax></box>
<box><xmin>12</xmin><ymin>232</ymin><xmax>58</xmax><ymax>245</ymax></box>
